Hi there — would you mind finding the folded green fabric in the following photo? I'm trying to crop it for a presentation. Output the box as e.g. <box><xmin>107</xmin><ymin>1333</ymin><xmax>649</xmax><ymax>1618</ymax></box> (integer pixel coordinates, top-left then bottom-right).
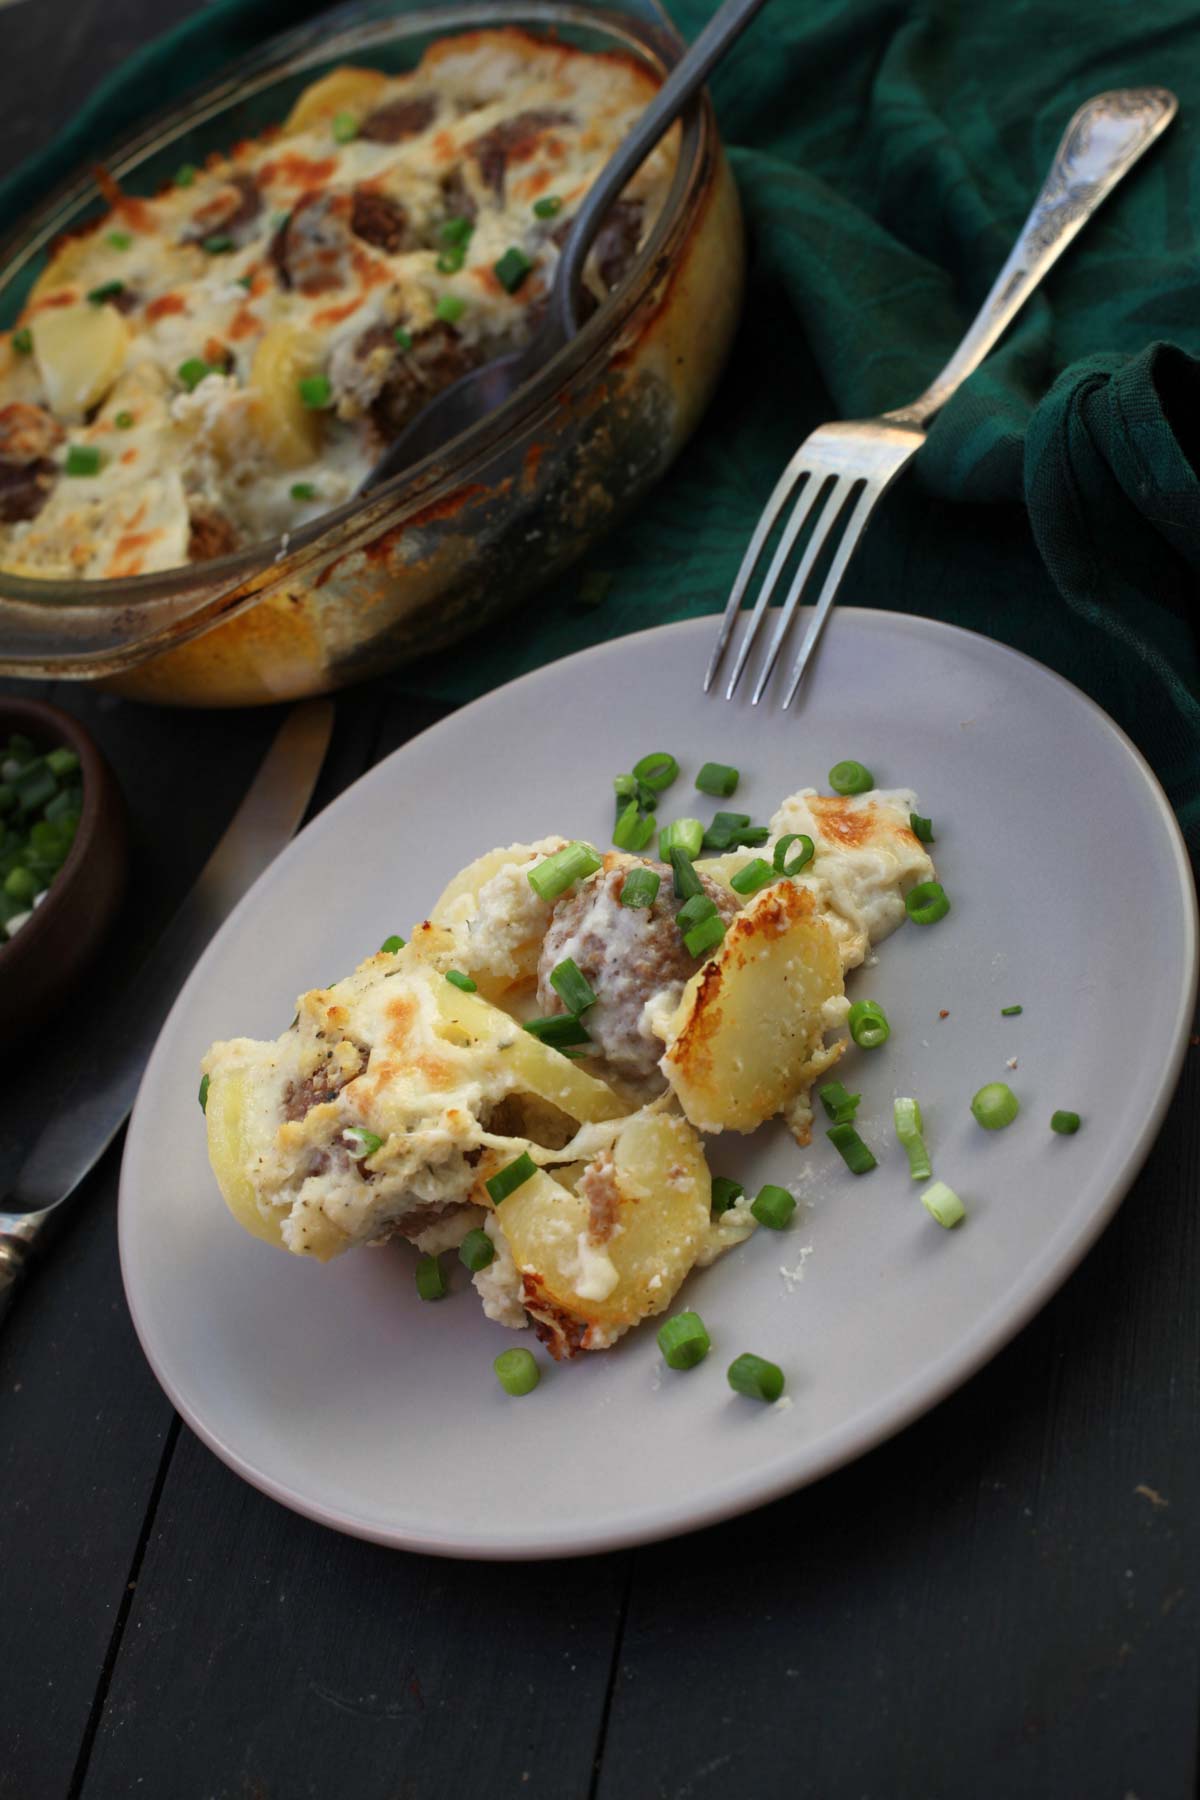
<box><xmin>2</xmin><ymin>0</ymin><xmax>1199</xmax><ymax>843</ymax></box>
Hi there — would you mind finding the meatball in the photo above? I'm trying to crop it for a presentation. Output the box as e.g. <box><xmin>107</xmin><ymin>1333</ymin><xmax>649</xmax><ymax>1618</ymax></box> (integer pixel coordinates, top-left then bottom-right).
<box><xmin>535</xmin><ymin>858</ymin><xmax>738</xmax><ymax>1099</ymax></box>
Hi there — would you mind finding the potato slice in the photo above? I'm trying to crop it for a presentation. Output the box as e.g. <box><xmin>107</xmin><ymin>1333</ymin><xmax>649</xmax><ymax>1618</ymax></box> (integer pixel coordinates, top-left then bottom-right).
<box><xmin>282</xmin><ymin>65</ymin><xmax>388</xmax><ymax>136</ymax></box>
<box><xmin>433</xmin><ymin>980</ymin><xmax>626</xmax><ymax>1126</ymax></box>
<box><xmin>203</xmin><ymin>1062</ymin><xmax>286</xmax><ymax>1251</ymax></box>
<box><xmin>663</xmin><ymin>880</ymin><xmax>843</xmax><ymax>1133</ymax></box>
<box><xmin>32</xmin><ymin>303</ymin><xmax>130</xmax><ymax>421</ymax></box>
<box><xmin>493</xmin><ymin>1113</ymin><xmax>711</xmax><ymax>1342</ymax></box>
<box><xmin>249</xmin><ymin>323</ymin><xmax>323</xmax><ymax>468</ymax></box>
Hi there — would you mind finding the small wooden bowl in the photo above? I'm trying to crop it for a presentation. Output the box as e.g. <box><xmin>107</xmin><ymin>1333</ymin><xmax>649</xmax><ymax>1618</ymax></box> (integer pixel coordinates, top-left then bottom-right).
<box><xmin>0</xmin><ymin>698</ymin><xmax>127</xmax><ymax>1046</ymax></box>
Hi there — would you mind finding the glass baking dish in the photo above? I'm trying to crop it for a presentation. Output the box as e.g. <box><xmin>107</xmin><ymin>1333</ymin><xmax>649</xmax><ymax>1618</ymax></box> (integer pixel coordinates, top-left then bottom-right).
<box><xmin>0</xmin><ymin>0</ymin><xmax>743</xmax><ymax>706</ymax></box>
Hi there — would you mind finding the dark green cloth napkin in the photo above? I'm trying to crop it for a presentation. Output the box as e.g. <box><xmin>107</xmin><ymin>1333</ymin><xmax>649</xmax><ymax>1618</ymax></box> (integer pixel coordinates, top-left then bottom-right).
<box><xmin>4</xmin><ymin>0</ymin><xmax>1200</xmax><ymax>843</ymax></box>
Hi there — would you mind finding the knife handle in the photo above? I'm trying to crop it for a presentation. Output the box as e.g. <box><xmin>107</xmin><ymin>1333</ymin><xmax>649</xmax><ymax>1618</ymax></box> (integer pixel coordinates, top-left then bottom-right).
<box><xmin>0</xmin><ymin>1211</ymin><xmax>44</xmax><ymax>1329</ymax></box>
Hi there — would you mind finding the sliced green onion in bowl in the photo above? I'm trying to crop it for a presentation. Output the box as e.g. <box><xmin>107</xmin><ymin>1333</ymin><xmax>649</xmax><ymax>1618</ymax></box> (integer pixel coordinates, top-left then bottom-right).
<box><xmin>971</xmin><ymin>1082</ymin><xmax>1019</xmax><ymax>1130</ymax></box>
<box><xmin>657</xmin><ymin>1311</ymin><xmax>711</xmax><ymax>1369</ymax></box>
<box><xmin>415</xmin><ymin>1254</ymin><xmax>448</xmax><ymax>1301</ymax></box>
<box><xmin>632</xmin><ymin>751</ymin><xmax>678</xmax><ymax>791</ymax></box>
<box><xmin>550</xmin><ymin>957</ymin><xmax>596</xmax><ymax>1015</ymax></box>
<box><xmin>921</xmin><ymin>1180</ymin><xmax>965</xmax><ymax>1228</ymax></box>
<box><xmin>750</xmin><ymin>1183</ymin><xmax>795</xmax><ymax>1230</ymax></box>
<box><xmin>486</xmin><ymin>1151</ymin><xmax>537</xmax><ymax>1205</ymax></box>
<box><xmin>198</xmin><ymin>1073</ymin><xmax>210</xmax><ymax>1113</ymax></box>
<box><xmin>683</xmin><ymin>915</ymin><xmax>726</xmax><ymax>959</ymax></box>
<box><xmin>445</xmin><ymin>969</ymin><xmax>477</xmax><ymax>992</ymax></box>
<box><xmin>729</xmin><ymin>857</ymin><xmax>775</xmax><ymax>896</ymax></box>
<box><xmin>343</xmin><ymin>1127</ymin><xmax>383</xmax><ymax>1158</ymax></box>
<box><xmin>710</xmin><ymin>1176</ymin><xmax>744</xmax><ymax>1216</ymax></box>
<box><xmin>669</xmin><ymin>847</ymin><xmax>704</xmax><ymax>901</ymax></box>
<box><xmin>727</xmin><ymin>1353</ymin><xmax>784</xmax><ymax>1402</ymax></box>
<box><xmin>695</xmin><ymin>761</ymin><xmax>739</xmax><ymax>798</ymax></box>
<box><xmin>494</xmin><ymin>1347</ymin><xmax>540</xmax><ymax>1395</ymax></box>
<box><xmin>893</xmin><ymin>1097</ymin><xmax>931</xmax><ymax>1181</ymax></box>
<box><xmin>905</xmin><ymin>880</ymin><xmax>950</xmax><ymax>926</ymax></box>
<box><xmin>1051</xmin><ymin>1110</ymin><xmax>1082</xmax><ymax>1134</ymax></box>
<box><xmin>459</xmin><ymin>1228</ymin><xmax>495</xmax><ymax>1272</ymax></box>
<box><xmin>818</xmin><ymin>1080</ymin><xmax>860</xmax><ymax>1124</ymax></box>
<box><xmin>827</xmin><ymin>1121</ymin><xmax>876</xmax><ymax>1174</ymax></box>
<box><xmin>848</xmin><ymin>999</ymin><xmax>890</xmax><ymax>1049</ymax></box>
<box><xmin>773</xmin><ymin>833</ymin><xmax>814</xmax><ymax>877</ymax></box>
<box><xmin>909</xmin><ymin>812</ymin><xmax>934</xmax><ymax>843</ymax></box>
<box><xmin>829</xmin><ymin>760</ymin><xmax>873</xmax><ymax>795</ymax></box>
<box><xmin>523</xmin><ymin>1014</ymin><xmax>591</xmax><ymax>1048</ymax></box>
<box><xmin>619</xmin><ymin>867</ymin><xmax>660</xmax><ymax>909</ymax></box>
<box><xmin>527</xmin><ymin>841</ymin><xmax>601</xmax><ymax>901</ymax></box>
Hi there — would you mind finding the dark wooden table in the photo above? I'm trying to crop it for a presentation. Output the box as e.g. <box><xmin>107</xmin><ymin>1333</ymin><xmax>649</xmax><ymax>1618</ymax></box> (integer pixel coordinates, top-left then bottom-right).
<box><xmin>2</xmin><ymin>6</ymin><xmax>1199</xmax><ymax>1797</ymax></box>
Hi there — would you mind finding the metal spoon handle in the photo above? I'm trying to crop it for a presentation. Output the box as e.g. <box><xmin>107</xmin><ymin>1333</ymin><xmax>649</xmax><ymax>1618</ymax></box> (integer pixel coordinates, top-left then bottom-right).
<box><xmin>553</xmin><ymin>0</ymin><xmax>770</xmax><ymax>336</ymax></box>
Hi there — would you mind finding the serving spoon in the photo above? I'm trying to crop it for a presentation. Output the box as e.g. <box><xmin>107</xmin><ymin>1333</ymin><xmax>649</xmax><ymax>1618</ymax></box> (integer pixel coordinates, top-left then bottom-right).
<box><xmin>360</xmin><ymin>0</ymin><xmax>769</xmax><ymax>492</ymax></box>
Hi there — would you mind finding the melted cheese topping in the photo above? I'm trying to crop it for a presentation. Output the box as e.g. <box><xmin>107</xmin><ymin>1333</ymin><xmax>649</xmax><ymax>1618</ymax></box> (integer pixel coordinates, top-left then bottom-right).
<box><xmin>0</xmin><ymin>29</ymin><xmax>674</xmax><ymax>578</ymax></box>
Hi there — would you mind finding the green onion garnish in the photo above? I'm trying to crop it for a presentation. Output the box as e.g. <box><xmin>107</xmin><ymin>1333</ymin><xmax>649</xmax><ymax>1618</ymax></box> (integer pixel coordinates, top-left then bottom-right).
<box><xmin>493</xmin><ymin>246</ymin><xmax>533</xmax><ymax>293</ymax></box>
<box><xmin>86</xmin><ymin>280</ymin><xmax>125</xmax><ymax>306</ymax></box>
<box><xmin>619</xmin><ymin>867</ymin><xmax>660</xmax><ymax>909</ymax></box>
<box><xmin>45</xmin><ymin>748</ymin><xmax>79</xmax><ymax>778</ymax></box>
<box><xmin>657</xmin><ymin>1311</ymin><xmax>711</xmax><ymax>1370</ymax></box>
<box><xmin>818</xmin><ymin>1080</ymin><xmax>860</xmax><ymax>1124</ymax></box>
<box><xmin>893</xmin><ymin>1098</ymin><xmax>931</xmax><ymax>1181</ymax></box>
<box><xmin>921</xmin><ymin>1180</ymin><xmax>965</xmax><ymax>1229</ymax></box>
<box><xmin>827</xmin><ymin>1121</ymin><xmax>877</xmax><ymax>1174</ymax></box>
<box><xmin>203</xmin><ymin>234</ymin><xmax>235</xmax><ymax>255</ymax></box>
<box><xmin>64</xmin><ymin>445</ymin><xmax>102</xmax><ymax>477</ymax></box>
<box><xmin>1051</xmin><ymin>1110</ymin><xmax>1081</xmax><ymax>1135</ymax></box>
<box><xmin>659</xmin><ymin>818</ymin><xmax>704</xmax><ymax>861</ymax></box>
<box><xmin>494</xmin><ymin>1346</ymin><xmax>540</xmax><ymax>1395</ymax></box>
<box><xmin>773</xmin><ymin>833</ymin><xmax>814</xmax><ymax>877</ymax></box>
<box><xmin>177</xmin><ymin>357</ymin><xmax>216</xmax><ymax>392</ymax></box>
<box><xmin>331</xmin><ymin>110</ymin><xmax>358</xmax><ymax>143</ymax></box>
<box><xmin>437</xmin><ymin>245</ymin><xmax>467</xmax><ymax>274</ymax></box>
<box><xmin>459</xmin><ymin>1227</ymin><xmax>495</xmax><ymax>1272</ymax></box>
<box><xmin>343</xmin><ymin>1127</ymin><xmax>383</xmax><ymax>1158</ymax></box>
<box><xmin>633</xmin><ymin>752</ymin><xmax>679</xmax><ymax>791</ymax></box>
<box><xmin>523</xmin><ymin>1014</ymin><xmax>590</xmax><ymax>1048</ymax></box>
<box><xmin>440</xmin><ymin>215</ymin><xmax>474</xmax><ymax>246</ymax></box>
<box><xmin>750</xmin><ymin>1184</ymin><xmax>795</xmax><ymax>1230</ymax></box>
<box><xmin>527</xmin><ymin>841</ymin><xmax>602</xmax><ymax>901</ymax></box>
<box><xmin>730</xmin><ymin>857</ymin><xmax>775</xmax><ymax>896</ymax></box>
<box><xmin>612</xmin><ymin>800</ymin><xmax>655</xmax><ymax>852</ymax></box>
<box><xmin>290</xmin><ymin>481</ymin><xmax>316</xmax><ymax>501</ymax></box>
<box><xmin>676</xmin><ymin>893</ymin><xmax>716</xmax><ymax>931</ymax></box>
<box><xmin>711</xmin><ymin>1176</ymin><xmax>744</xmax><ymax>1216</ymax></box>
<box><xmin>174</xmin><ymin>162</ymin><xmax>198</xmax><ymax>186</ymax></box>
<box><xmin>4</xmin><ymin>866</ymin><xmax>36</xmax><ymax>904</ymax></box>
<box><xmin>613</xmin><ymin>773</ymin><xmax>637</xmax><ymax>801</ymax></box>
<box><xmin>910</xmin><ymin>813</ymin><xmax>934</xmax><ymax>843</ymax></box>
<box><xmin>114</xmin><ymin>411</ymin><xmax>135</xmax><ymax>429</ymax></box>
<box><xmin>297</xmin><ymin>374</ymin><xmax>331</xmax><ymax>409</ymax></box>
<box><xmin>905</xmin><ymin>881</ymin><xmax>950</xmax><ymax>926</ymax></box>
<box><xmin>379</xmin><ymin>933</ymin><xmax>405</xmax><ymax>953</ymax></box>
<box><xmin>198</xmin><ymin>1073</ymin><xmax>210</xmax><ymax>1112</ymax></box>
<box><xmin>970</xmin><ymin>1082</ymin><xmax>1019</xmax><ymax>1130</ymax></box>
<box><xmin>550</xmin><ymin>957</ymin><xmax>596</xmax><ymax>1016</ymax></box>
<box><xmin>1001</xmin><ymin>1004</ymin><xmax>1023</xmax><ymax>1016</ymax></box>
<box><xmin>848</xmin><ymin>999</ymin><xmax>890</xmax><ymax>1050</ymax></box>
<box><xmin>11</xmin><ymin>327</ymin><xmax>32</xmax><ymax>356</ymax></box>
<box><xmin>105</xmin><ymin>230</ymin><xmax>134</xmax><ymax>251</ymax></box>
<box><xmin>829</xmin><ymin>760</ymin><xmax>874</xmax><ymax>795</ymax></box>
<box><xmin>727</xmin><ymin>1353</ymin><xmax>784</xmax><ymax>1402</ymax></box>
<box><xmin>702</xmin><ymin>812</ymin><xmax>768</xmax><ymax>852</ymax></box>
<box><xmin>436</xmin><ymin>294</ymin><xmax>466</xmax><ymax>324</ymax></box>
<box><xmin>486</xmin><ymin>1151</ymin><xmax>537</xmax><ymax>1205</ymax></box>
<box><xmin>695</xmin><ymin>761</ymin><xmax>739</xmax><ymax>798</ymax></box>
<box><xmin>669</xmin><ymin>847</ymin><xmax>704</xmax><ymax>902</ymax></box>
<box><xmin>415</xmin><ymin>1254</ymin><xmax>447</xmax><ymax>1301</ymax></box>
<box><xmin>394</xmin><ymin>327</ymin><xmax>413</xmax><ymax>350</ymax></box>
<box><xmin>445</xmin><ymin>969</ymin><xmax>477</xmax><ymax>992</ymax></box>
<box><xmin>684</xmin><ymin>915</ymin><xmax>726</xmax><ymax>959</ymax></box>
<box><xmin>533</xmin><ymin>194</ymin><xmax>563</xmax><ymax>218</ymax></box>
<box><xmin>236</xmin><ymin>275</ymin><xmax>253</xmax><ymax>290</ymax></box>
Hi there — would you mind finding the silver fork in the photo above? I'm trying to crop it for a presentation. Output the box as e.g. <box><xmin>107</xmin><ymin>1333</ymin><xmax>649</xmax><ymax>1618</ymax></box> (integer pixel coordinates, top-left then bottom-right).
<box><xmin>706</xmin><ymin>86</ymin><xmax>1177</xmax><ymax>708</ymax></box>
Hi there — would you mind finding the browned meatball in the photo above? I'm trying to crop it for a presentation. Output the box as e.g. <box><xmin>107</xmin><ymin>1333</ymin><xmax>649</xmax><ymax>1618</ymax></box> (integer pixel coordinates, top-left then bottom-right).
<box><xmin>535</xmin><ymin>858</ymin><xmax>738</xmax><ymax>1099</ymax></box>
<box><xmin>0</xmin><ymin>401</ymin><xmax>63</xmax><ymax>525</ymax></box>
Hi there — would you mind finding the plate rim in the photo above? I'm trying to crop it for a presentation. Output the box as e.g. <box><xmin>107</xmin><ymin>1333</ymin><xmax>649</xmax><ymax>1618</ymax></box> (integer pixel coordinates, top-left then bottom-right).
<box><xmin>118</xmin><ymin>608</ymin><xmax>1200</xmax><ymax>1559</ymax></box>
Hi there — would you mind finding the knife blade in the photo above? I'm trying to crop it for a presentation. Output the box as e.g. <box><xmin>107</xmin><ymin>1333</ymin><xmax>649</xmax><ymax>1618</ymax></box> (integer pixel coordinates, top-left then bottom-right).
<box><xmin>0</xmin><ymin>697</ymin><xmax>334</xmax><ymax>1324</ymax></box>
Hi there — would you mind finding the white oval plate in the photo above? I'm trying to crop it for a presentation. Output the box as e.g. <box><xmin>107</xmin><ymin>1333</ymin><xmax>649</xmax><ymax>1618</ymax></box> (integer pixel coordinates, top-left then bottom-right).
<box><xmin>119</xmin><ymin>612</ymin><xmax>1197</xmax><ymax>1559</ymax></box>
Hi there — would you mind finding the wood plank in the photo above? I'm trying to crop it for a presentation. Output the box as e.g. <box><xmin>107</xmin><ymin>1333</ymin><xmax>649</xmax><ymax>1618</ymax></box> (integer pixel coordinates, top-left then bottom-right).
<box><xmin>595</xmin><ymin>1052</ymin><xmax>1200</xmax><ymax>1800</ymax></box>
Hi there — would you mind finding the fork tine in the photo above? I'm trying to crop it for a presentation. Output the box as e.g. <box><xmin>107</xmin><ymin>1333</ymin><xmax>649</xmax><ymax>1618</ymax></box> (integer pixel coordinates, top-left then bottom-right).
<box><xmin>748</xmin><ymin>475</ymin><xmax>858</xmax><ymax>705</ymax></box>
<box><xmin>723</xmin><ymin>473</ymin><xmax>829</xmax><ymax>700</ymax></box>
<box><xmin>780</xmin><ymin>483</ymin><xmax>883</xmax><ymax>709</ymax></box>
<box><xmin>702</xmin><ymin>448</ymin><xmax>811</xmax><ymax>692</ymax></box>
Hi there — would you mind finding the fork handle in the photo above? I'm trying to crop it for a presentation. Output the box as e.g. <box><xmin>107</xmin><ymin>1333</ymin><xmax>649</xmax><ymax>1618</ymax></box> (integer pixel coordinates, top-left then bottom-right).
<box><xmin>884</xmin><ymin>87</ymin><xmax>1176</xmax><ymax>431</ymax></box>
<box><xmin>0</xmin><ymin>1209</ymin><xmax>47</xmax><ymax>1330</ymax></box>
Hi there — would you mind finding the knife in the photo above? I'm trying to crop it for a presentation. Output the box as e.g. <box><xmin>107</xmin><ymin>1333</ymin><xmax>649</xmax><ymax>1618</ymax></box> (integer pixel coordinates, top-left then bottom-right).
<box><xmin>0</xmin><ymin>698</ymin><xmax>335</xmax><ymax>1326</ymax></box>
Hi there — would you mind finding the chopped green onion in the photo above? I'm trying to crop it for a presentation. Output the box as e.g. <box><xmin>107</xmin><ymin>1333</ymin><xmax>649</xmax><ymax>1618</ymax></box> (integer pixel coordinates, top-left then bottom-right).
<box><xmin>459</xmin><ymin>1228</ymin><xmax>495</xmax><ymax>1272</ymax></box>
<box><xmin>970</xmin><ymin>1082</ymin><xmax>1019</xmax><ymax>1131</ymax></box>
<box><xmin>711</xmin><ymin>1176</ymin><xmax>744</xmax><ymax>1216</ymax></box>
<box><xmin>12</xmin><ymin>761</ymin><xmax>55</xmax><ymax>810</ymax></box>
<box><xmin>343</xmin><ymin>1127</ymin><xmax>383</xmax><ymax>1158</ymax></box>
<box><xmin>297</xmin><ymin>374</ymin><xmax>331</xmax><ymax>409</ymax></box>
<box><xmin>669</xmin><ymin>847</ymin><xmax>704</xmax><ymax>901</ymax></box>
<box><xmin>676</xmin><ymin>893</ymin><xmax>717</xmax><ymax>931</ymax></box>
<box><xmin>727</xmin><ymin>1353</ymin><xmax>784</xmax><ymax>1402</ymax></box>
<box><xmin>394</xmin><ymin>327</ymin><xmax>413</xmax><ymax>350</ymax></box>
<box><xmin>635</xmin><ymin>779</ymin><xmax>661</xmax><ymax>813</ymax></box>
<box><xmin>533</xmin><ymin>194</ymin><xmax>563</xmax><ymax>218</ymax></box>
<box><xmin>11</xmin><ymin>327</ymin><xmax>32</xmax><ymax>356</ymax></box>
<box><xmin>1001</xmin><ymin>1004</ymin><xmax>1023</xmax><ymax>1017</ymax></box>
<box><xmin>87</xmin><ymin>279</ymin><xmax>125</xmax><ymax>306</ymax></box>
<box><xmin>730</xmin><ymin>857</ymin><xmax>775</xmax><ymax>896</ymax></box>
<box><xmin>827</xmin><ymin>1121</ymin><xmax>877</xmax><ymax>1174</ymax></box>
<box><xmin>198</xmin><ymin>1073</ymin><xmax>210</xmax><ymax>1112</ymax></box>
<box><xmin>910</xmin><ymin>813</ymin><xmax>934</xmax><ymax>843</ymax></box>
<box><xmin>703</xmin><ymin>812</ymin><xmax>769</xmax><ymax>852</ymax></box>
<box><xmin>202</xmin><ymin>233</ymin><xmax>235</xmax><ymax>255</ymax></box>
<box><xmin>659</xmin><ymin>818</ymin><xmax>704</xmax><ymax>862</ymax></box>
<box><xmin>415</xmin><ymin>1254</ymin><xmax>448</xmax><ymax>1301</ymax></box>
<box><xmin>684</xmin><ymin>915</ymin><xmax>726</xmax><ymax>959</ymax></box>
<box><xmin>236</xmin><ymin>275</ymin><xmax>253</xmax><ymax>290</ymax></box>
<box><xmin>105</xmin><ymin>230</ymin><xmax>134</xmax><ymax>251</ymax></box>
<box><xmin>494</xmin><ymin>1347</ymin><xmax>539</xmax><ymax>1395</ymax></box>
<box><xmin>773</xmin><ymin>833</ymin><xmax>814</xmax><ymax>877</ymax></box>
<box><xmin>893</xmin><ymin>1097</ymin><xmax>931</xmax><ymax>1182</ymax></box>
<box><xmin>177</xmin><ymin>357</ymin><xmax>216</xmax><ymax>392</ymax></box>
<box><xmin>750</xmin><ymin>1183</ymin><xmax>795</xmax><ymax>1230</ymax></box>
<box><xmin>114</xmin><ymin>411</ymin><xmax>135</xmax><ymax>429</ymax></box>
<box><xmin>379</xmin><ymin>933</ymin><xmax>405</xmax><ymax>953</ymax></box>
<box><xmin>486</xmin><ymin>1151</ymin><xmax>537</xmax><ymax>1205</ymax></box>
<box><xmin>445</xmin><ymin>969</ymin><xmax>477</xmax><ymax>992</ymax></box>
<box><xmin>64</xmin><ymin>445</ymin><xmax>102</xmax><ymax>477</ymax></box>
<box><xmin>437</xmin><ymin>245</ymin><xmax>467</xmax><ymax>274</ymax></box>
<box><xmin>829</xmin><ymin>760</ymin><xmax>874</xmax><ymax>795</ymax></box>
<box><xmin>550</xmin><ymin>957</ymin><xmax>596</xmax><ymax>1016</ymax></box>
<box><xmin>1051</xmin><ymin>1110</ymin><xmax>1081</xmax><ymax>1135</ymax></box>
<box><xmin>290</xmin><ymin>481</ymin><xmax>317</xmax><ymax>501</ymax></box>
<box><xmin>174</xmin><ymin>162</ymin><xmax>198</xmax><ymax>186</ymax></box>
<box><xmin>905</xmin><ymin>881</ymin><xmax>950</xmax><ymax>926</ymax></box>
<box><xmin>440</xmin><ymin>215</ymin><xmax>474</xmax><ymax>246</ymax></box>
<box><xmin>695</xmin><ymin>761</ymin><xmax>739</xmax><ymax>798</ymax></box>
<box><xmin>619</xmin><ymin>867</ymin><xmax>660</xmax><ymax>909</ymax></box>
<box><xmin>613</xmin><ymin>773</ymin><xmax>637</xmax><ymax>801</ymax></box>
<box><xmin>848</xmin><ymin>999</ymin><xmax>890</xmax><ymax>1050</ymax></box>
<box><xmin>331</xmin><ymin>110</ymin><xmax>358</xmax><ymax>143</ymax></box>
<box><xmin>657</xmin><ymin>1311</ymin><xmax>711</xmax><ymax>1370</ymax></box>
<box><xmin>633</xmin><ymin>752</ymin><xmax>679</xmax><ymax>791</ymax></box>
<box><xmin>436</xmin><ymin>293</ymin><xmax>467</xmax><ymax>325</ymax></box>
<box><xmin>612</xmin><ymin>800</ymin><xmax>655</xmax><ymax>852</ymax></box>
<box><xmin>44</xmin><ymin>748</ymin><xmax>78</xmax><ymax>779</ymax></box>
<box><xmin>527</xmin><ymin>841</ymin><xmax>601</xmax><ymax>902</ymax></box>
<box><xmin>818</xmin><ymin>1080</ymin><xmax>860</xmax><ymax>1125</ymax></box>
<box><xmin>921</xmin><ymin>1180</ymin><xmax>965</xmax><ymax>1228</ymax></box>
<box><xmin>523</xmin><ymin>1014</ymin><xmax>591</xmax><ymax>1048</ymax></box>
<box><xmin>493</xmin><ymin>246</ymin><xmax>533</xmax><ymax>292</ymax></box>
